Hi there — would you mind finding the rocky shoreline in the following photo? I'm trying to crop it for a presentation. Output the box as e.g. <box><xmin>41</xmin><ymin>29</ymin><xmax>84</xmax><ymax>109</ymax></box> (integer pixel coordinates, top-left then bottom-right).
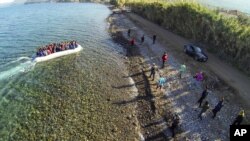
<box><xmin>108</xmin><ymin>12</ymin><xmax>174</xmax><ymax>140</ymax></box>
<box><xmin>108</xmin><ymin>7</ymin><xmax>249</xmax><ymax>140</ymax></box>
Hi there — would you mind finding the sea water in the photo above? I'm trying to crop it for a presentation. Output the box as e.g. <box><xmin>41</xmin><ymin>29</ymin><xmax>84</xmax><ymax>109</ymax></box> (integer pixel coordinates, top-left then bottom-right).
<box><xmin>0</xmin><ymin>3</ymin><xmax>135</xmax><ymax>140</ymax></box>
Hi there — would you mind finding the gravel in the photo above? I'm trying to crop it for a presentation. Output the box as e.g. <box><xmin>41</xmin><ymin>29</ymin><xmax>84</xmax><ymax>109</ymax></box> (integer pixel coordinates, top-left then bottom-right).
<box><xmin>110</xmin><ymin>12</ymin><xmax>243</xmax><ymax>140</ymax></box>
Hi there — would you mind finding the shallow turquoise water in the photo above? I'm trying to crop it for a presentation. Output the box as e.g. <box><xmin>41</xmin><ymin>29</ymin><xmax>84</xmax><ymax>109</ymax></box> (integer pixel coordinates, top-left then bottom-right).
<box><xmin>0</xmin><ymin>3</ymin><xmax>131</xmax><ymax>140</ymax></box>
<box><xmin>0</xmin><ymin>3</ymin><xmax>120</xmax><ymax>77</ymax></box>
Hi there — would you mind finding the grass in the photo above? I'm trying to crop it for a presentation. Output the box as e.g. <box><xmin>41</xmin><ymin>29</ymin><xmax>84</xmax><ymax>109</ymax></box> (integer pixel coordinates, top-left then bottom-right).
<box><xmin>114</xmin><ymin>0</ymin><xmax>250</xmax><ymax>75</ymax></box>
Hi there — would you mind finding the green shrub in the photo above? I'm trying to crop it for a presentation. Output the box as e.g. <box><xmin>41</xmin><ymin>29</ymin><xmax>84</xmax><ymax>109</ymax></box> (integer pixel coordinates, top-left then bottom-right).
<box><xmin>114</xmin><ymin>0</ymin><xmax>250</xmax><ymax>75</ymax></box>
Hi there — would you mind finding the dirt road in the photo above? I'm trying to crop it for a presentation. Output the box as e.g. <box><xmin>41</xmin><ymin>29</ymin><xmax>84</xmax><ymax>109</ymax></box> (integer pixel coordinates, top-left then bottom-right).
<box><xmin>126</xmin><ymin>13</ymin><xmax>250</xmax><ymax>107</ymax></box>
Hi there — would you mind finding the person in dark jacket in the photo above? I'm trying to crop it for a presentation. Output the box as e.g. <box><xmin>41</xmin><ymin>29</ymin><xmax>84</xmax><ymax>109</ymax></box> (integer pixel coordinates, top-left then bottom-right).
<box><xmin>170</xmin><ymin>114</ymin><xmax>180</xmax><ymax>137</ymax></box>
<box><xmin>149</xmin><ymin>63</ymin><xmax>157</xmax><ymax>80</ymax></box>
<box><xmin>232</xmin><ymin>110</ymin><xmax>245</xmax><ymax>125</ymax></box>
<box><xmin>212</xmin><ymin>97</ymin><xmax>224</xmax><ymax>118</ymax></box>
<box><xmin>197</xmin><ymin>86</ymin><xmax>209</xmax><ymax>107</ymax></box>
<box><xmin>153</xmin><ymin>34</ymin><xmax>156</xmax><ymax>44</ymax></box>
<box><xmin>198</xmin><ymin>101</ymin><xmax>210</xmax><ymax>120</ymax></box>
<box><xmin>128</xmin><ymin>28</ymin><xmax>131</xmax><ymax>37</ymax></box>
<box><xmin>141</xmin><ymin>35</ymin><xmax>145</xmax><ymax>44</ymax></box>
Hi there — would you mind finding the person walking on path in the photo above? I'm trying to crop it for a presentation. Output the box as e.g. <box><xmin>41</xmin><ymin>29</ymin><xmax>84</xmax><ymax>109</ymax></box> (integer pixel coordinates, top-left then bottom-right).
<box><xmin>128</xmin><ymin>28</ymin><xmax>131</xmax><ymax>37</ymax></box>
<box><xmin>194</xmin><ymin>71</ymin><xmax>204</xmax><ymax>81</ymax></box>
<box><xmin>212</xmin><ymin>97</ymin><xmax>224</xmax><ymax>118</ymax></box>
<box><xmin>193</xmin><ymin>71</ymin><xmax>204</xmax><ymax>88</ymax></box>
<box><xmin>153</xmin><ymin>34</ymin><xmax>156</xmax><ymax>44</ymax></box>
<box><xmin>197</xmin><ymin>86</ymin><xmax>209</xmax><ymax>107</ymax></box>
<box><xmin>130</xmin><ymin>38</ymin><xmax>135</xmax><ymax>46</ymax></box>
<box><xmin>149</xmin><ymin>63</ymin><xmax>158</xmax><ymax>81</ymax></box>
<box><xmin>232</xmin><ymin>110</ymin><xmax>245</xmax><ymax>125</ymax></box>
<box><xmin>179</xmin><ymin>64</ymin><xmax>186</xmax><ymax>79</ymax></box>
<box><xmin>140</xmin><ymin>34</ymin><xmax>145</xmax><ymax>44</ymax></box>
<box><xmin>161</xmin><ymin>52</ymin><xmax>168</xmax><ymax>68</ymax></box>
<box><xmin>170</xmin><ymin>114</ymin><xmax>180</xmax><ymax>137</ymax></box>
<box><xmin>198</xmin><ymin>101</ymin><xmax>210</xmax><ymax>120</ymax></box>
<box><xmin>156</xmin><ymin>75</ymin><xmax>166</xmax><ymax>90</ymax></box>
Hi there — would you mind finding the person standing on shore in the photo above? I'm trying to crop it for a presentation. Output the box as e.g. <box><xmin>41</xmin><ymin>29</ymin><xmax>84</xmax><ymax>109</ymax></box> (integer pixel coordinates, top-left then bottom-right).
<box><xmin>197</xmin><ymin>86</ymin><xmax>209</xmax><ymax>107</ymax></box>
<box><xmin>130</xmin><ymin>38</ymin><xmax>135</xmax><ymax>46</ymax></box>
<box><xmin>149</xmin><ymin>63</ymin><xmax>157</xmax><ymax>81</ymax></box>
<box><xmin>212</xmin><ymin>97</ymin><xmax>224</xmax><ymax>119</ymax></box>
<box><xmin>232</xmin><ymin>110</ymin><xmax>245</xmax><ymax>125</ymax></box>
<box><xmin>156</xmin><ymin>75</ymin><xmax>166</xmax><ymax>90</ymax></box>
<box><xmin>128</xmin><ymin>28</ymin><xmax>131</xmax><ymax>37</ymax></box>
<box><xmin>170</xmin><ymin>114</ymin><xmax>180</xmax><ymax>137</ymax></box>
<box><xmin>141</xmin><ymin>34</ymin><xmax>145</xmax><ymax>44</ymax></box>
<box><xmin>198</xmin><ymin>101</ymin><xmax>210</xmax><ymax>120</ymax></box>
<box><xmin>153</xmin><ymin>35</ymin><xmax>156</xmax><ymax>44</ymax></box>
<box><xmin>179</xmin><ymin>64</ymin><xmax>186</xmax><ymax>79</ymax></box>
<box><xmin>193</xmin><ymin>71</ymin><xmax>204</xmax><ymax>88</ymax></box>
<box><xmin>194</xmin><ymin>71</ymin><xmax>204</xmax><ymax>81</ymax></box>
<box><xmin>161</xmin><ymin>52</ymin><xmax>168</xmax><ymax>68</ymax></box>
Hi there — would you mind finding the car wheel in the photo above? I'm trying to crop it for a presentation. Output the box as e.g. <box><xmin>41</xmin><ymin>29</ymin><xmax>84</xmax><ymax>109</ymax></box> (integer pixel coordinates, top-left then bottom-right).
<box><xmin>184</xmin><ymin>47</ymin><xmax>187</xmax><ymax>53</ymax></box>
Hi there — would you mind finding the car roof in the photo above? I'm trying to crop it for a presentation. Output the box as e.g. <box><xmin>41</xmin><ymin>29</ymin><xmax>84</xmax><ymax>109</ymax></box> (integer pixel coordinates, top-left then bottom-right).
<box><xmin>186</xmin><ymin>44</ymin><xmax>201</xmax><ymax>49</ymax></box>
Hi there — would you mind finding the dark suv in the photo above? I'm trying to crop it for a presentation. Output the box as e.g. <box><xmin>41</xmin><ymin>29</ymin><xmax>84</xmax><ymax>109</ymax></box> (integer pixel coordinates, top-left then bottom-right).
<box><xmin>184</xmin><ymin>44</ymin><xmax>208</xmax><ymax>62</ymax></box>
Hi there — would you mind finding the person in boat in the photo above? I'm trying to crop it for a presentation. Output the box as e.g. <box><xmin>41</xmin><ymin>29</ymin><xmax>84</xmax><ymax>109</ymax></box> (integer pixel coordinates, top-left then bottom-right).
<box><xmin>40</xmin><ymin>48</ymin><xmax>44</xmax><ymax>56</ymax></box>
<box><xmin>36</xmin><ymin>49</ymin><xmax>39</xmax><ymax>56</ymax></box>
<box><xmin>71</xmin><ymin>41</ymin><xmax>75</xmax><ymax>49</ymax></box>
<box><xmin>56</xmin><ymin>44</ymin><xmax>61</xmax><ymax>52</ymax></box>
<box><xmin>53</xmin><ymin>43</ymin><xmax>56</xmax><ymax>53</ymax></box>
<box><xmin>74</xmin><ymin>40</ymin><xmax>78</xmax><ymax>47</ymax></box>
<box><xmin>73</xmin><ymin>41</ymin><xmax>76</xmax><ymax>48</ymax></box>
<box><xmin>73</xmin><ymin>41</ymin><xmax>75</xmax><ymax>47</ymax></box>
<box><xmin>36</xmin><ymin>40</ymin><xmax>79</xmax><ymax>57</ymax></box>
<box><xmin>65</xmin><ymin>42</ymin><xmax>69</xmax><ymax>50</ymax></box>
<box><xmin>48</xmin><ymin>44</ymin><xmax>51</xmax><ymax>53</ymax></box>
<box><xmin>43</xmin><ymin>47</ymin><xmax>48</xmax><ymax>56</ymax></box>
<box><xmin>47</xmin><ymin>47</ymin><xmax>51</xmax><ymax>55</ymax></box>
<box><xmin>61</xmin><ymin>43</ymin><xmax>65</xmax><ymax>51</ymax></box>
<box><xmin>69</xmin><ymin>42</ymin><xmax>73</xmax><ymax>49</ymax></box>
<box><xmin>37</xmin><ymin>48</ymin><xmax>42</xmax><ymax>57</ymax></box>
<box><xmin>70</xmin><ymin>41</ymin><xmax>76</xmax><ymax>49</ymax></box>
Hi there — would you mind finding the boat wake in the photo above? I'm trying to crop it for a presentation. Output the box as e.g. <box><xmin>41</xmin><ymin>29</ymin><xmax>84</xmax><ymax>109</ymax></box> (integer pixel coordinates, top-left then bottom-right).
<box><xmin>0</xmin><ymin>56</ymin><xmax>36</xmax><ymax>81</ymax></box>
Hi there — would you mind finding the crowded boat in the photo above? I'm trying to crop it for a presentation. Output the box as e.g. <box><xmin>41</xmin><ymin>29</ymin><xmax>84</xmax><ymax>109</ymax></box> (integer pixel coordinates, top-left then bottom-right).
<box><xmin>36</xmin><ymin>40</ymin><xmax>78</xmax><ymax>57</ymax></box>
<box><xmin>33</xmin><ymin>40</ymin><xmax>83</xmax><ymax>63</ymax></box>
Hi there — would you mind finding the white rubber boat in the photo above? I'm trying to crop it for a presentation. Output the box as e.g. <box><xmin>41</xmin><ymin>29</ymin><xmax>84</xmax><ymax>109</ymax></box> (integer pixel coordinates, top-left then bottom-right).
<box><xmin>33</xmin><ymin>45</ymin><xmax>83</xmax><ymax>63</ymax></box>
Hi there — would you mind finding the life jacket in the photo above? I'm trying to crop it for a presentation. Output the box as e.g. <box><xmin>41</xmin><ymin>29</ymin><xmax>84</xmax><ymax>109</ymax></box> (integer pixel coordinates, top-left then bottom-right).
<box><xmin>47</xmin><ymin>49</ymin><xmax>51</xmax><ymax>55</ymax></box>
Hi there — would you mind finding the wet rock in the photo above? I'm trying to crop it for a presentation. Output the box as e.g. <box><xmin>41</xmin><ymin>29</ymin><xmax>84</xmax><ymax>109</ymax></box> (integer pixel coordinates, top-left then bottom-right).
<box><xmin>127</xmin><ymin>115</ymin><xmax>132</xmax><ymax>120</ymax></box>
<box><xmin>111</xmin><ymin>127</ymin><xmax>118</xmax><ymax>132</ymax></box>
<box><xmin>132</xmin><ymin>122</ymin><xmax>137</xmax><ymax>126</ymax></box>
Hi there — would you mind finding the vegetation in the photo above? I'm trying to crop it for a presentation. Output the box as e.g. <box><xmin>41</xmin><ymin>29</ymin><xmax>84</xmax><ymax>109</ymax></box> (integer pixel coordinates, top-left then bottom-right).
<box><xmin>113</xmin><ymin>0</ymin><xmax>250</xmax><ymax>75</ymax></box>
